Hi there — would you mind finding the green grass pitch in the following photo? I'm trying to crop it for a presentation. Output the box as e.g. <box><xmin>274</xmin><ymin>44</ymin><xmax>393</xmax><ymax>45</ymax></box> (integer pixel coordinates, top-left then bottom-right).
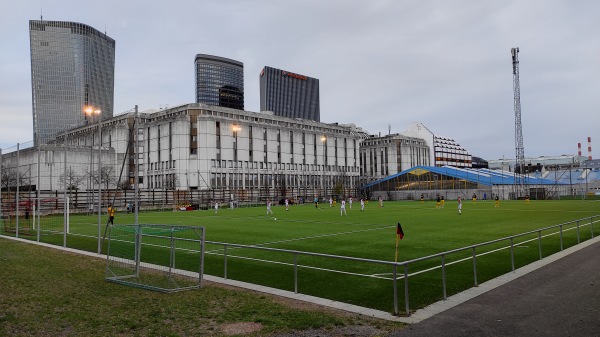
<box><xmin>10</xmin><ymin>199</ymin><xmax>600</xmax><ymax>314</ymax></box>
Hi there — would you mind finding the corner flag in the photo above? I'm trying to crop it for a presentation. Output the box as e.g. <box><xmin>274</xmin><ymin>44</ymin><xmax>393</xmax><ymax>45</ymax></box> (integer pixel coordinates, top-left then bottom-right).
<box><xmin>395</xmin><ymin>222</ymin><xmax>404</xmax><ymax>262</ymax></box>
<box><xmin>396</xmin><ymin>223</ymin><xmax>404</xmax><ymax>240</ymax></box>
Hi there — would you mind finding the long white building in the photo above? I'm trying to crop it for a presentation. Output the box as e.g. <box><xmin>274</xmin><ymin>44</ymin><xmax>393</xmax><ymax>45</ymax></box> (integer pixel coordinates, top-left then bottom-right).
<box><xmin>2</xmin><ymin>104</ymin><xmax>363</xmax><ymax>205</ymax></box>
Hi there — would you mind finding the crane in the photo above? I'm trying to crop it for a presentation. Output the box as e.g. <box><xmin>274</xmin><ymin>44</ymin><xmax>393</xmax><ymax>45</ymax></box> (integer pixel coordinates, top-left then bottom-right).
<box><xmin>511</xmin><ymin>47</ymin><xmax>527</xmax><ymax>199</ymax></box>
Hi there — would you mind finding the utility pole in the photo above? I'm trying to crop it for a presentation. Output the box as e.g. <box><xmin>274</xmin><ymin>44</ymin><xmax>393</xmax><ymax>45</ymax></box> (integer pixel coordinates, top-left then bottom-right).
<box><xmin>512</xmin><ymin>47</ymin><xmax>527</xmax><ymax>199</ymax></box>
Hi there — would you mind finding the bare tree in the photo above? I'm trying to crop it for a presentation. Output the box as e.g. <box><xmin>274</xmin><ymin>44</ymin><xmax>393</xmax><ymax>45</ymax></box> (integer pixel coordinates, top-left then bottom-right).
<box><xmin>85</xmin><ymin>165</ymin><xmax>118</xmax><ymax>191</ymax></box>
<box><xmin>1</xmin><ymin>165</ymin><xmax>17</xmax><ymax>191</ymax></box>
<box><xmin>1</xmin><ymin>166</ymin><xmax>31</xmax><ymax>191</ymax></box>
<box><xmin>59</xmin><ymin>167</ymin><xmax>84</xmax><ymax>191</ymax></box>
<box><xmin>164</xmin><ymin>174</ymin><xmax>179</xmax><ymax>190</ymax></box>
<box><xmin>118</xmin><ymin>179</ymin><xmax>133</xmax><ymax>190</ymax></box>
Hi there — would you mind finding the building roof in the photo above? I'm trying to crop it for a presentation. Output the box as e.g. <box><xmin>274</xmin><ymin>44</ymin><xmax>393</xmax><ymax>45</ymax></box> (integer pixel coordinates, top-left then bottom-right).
<box><xmin>362</xmin><ymin>165</ymin><xmax>562</xmax><ymax>189</ymax></box>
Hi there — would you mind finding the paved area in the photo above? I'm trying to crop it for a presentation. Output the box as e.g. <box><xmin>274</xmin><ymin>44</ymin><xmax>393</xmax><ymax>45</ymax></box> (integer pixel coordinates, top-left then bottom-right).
<box><xmin>390</xmin><ymin>237</ymin><xmax>600</xmax><ymax>337</ymax></box>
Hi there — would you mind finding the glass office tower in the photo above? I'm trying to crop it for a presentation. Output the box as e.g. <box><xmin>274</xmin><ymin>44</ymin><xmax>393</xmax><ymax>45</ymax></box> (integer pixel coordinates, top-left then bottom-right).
<box><xmin>259</xmin><ymin>66</ymin><xmax>320</xmax><ymax>122</ymax></box>
<box><xmin>29</xmin><ymin>20</ymin><xmax>115</xmax><ymax>144</ymax></box>
<box><xmin>195</xmin><ymin>54</ymin><xmax>244</xmax><ymax>110</ymax></box>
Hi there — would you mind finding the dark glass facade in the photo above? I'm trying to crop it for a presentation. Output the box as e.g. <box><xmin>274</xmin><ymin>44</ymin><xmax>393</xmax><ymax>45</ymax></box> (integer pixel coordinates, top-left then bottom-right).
<box><xmin>195</xmin><ymin>54</ymin><xmax>244</xmax><ymax>110</ymax></box>
<box><xmin>29</xmin><ymin>20</ymin><xmax>115</xmax><ymax>144</ymax></box>
<box><xmin>259</xmin><ymin>66</ymin><xmax>320</xmax><ymax>122</ymax></box>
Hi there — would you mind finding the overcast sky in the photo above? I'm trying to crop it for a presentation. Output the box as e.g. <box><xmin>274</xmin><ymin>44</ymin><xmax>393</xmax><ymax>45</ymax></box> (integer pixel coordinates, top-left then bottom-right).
<box><xmin>1</xmin><ymin>0</ymin><xmax>598</xmax><ymax>160</ymax></box>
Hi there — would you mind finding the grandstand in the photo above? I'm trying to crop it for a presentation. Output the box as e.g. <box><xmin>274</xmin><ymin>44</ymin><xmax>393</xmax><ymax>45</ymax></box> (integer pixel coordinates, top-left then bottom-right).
<box><xmin>361</xmin><ymin>165</ymin><xmax>600</xmax><ymax>201</ymax></box>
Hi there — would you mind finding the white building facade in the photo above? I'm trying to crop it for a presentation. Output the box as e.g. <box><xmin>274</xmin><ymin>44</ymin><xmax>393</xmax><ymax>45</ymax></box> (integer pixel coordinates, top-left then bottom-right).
<box><xmin>359</xmin><ymin>133</ymin><xmax>430</xmax><ymax>185</ymax></box>
<box><xmin>2</xmin><ymin>104</ymin><xmax>363</xmax><ymax>205</ymax></box>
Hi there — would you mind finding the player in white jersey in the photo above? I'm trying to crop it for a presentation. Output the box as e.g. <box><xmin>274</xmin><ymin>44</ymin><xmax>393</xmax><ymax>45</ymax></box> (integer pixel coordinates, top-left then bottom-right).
<box><xmin>340</xmin><ymin>199</ymin><xmax>347</xmax><ymax>216</ymax></box>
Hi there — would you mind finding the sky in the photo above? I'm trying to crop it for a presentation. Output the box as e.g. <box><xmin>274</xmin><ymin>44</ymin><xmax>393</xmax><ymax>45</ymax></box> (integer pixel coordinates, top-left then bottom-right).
<box><xmin>1</xmin><ymin>0</ymin><xmax>598</xmax><ymax>160</ymax></box>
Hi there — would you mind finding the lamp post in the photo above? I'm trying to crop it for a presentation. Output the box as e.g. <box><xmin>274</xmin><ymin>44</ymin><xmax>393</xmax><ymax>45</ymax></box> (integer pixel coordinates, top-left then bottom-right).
<box><xmin>321</xmin><ymin>136</ymin><xmax>327</xmax><ymax>198</ymax></box>
<box><xmin>232</xmin><ymin>125</ymin><xmax>240</xmax><ymax>197</ymax></box>
<box><xmin>84</xmin><ymin>105</ymin><xmax>102</xmax><ymax>254</ymax></box>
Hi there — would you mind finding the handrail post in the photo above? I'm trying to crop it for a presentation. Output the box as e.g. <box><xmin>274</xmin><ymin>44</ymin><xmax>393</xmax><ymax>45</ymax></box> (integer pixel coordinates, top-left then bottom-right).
<box><xmin>224</xmin><ymin>244</ymin><xmax>228</xmax><ymax>279</ymax></box>
<box><xmin>294</xmin><ymin>253</ymin><xmax>298</xmax><ymax>294</ymax></box>
<box><xmin>472</xmin><ymin>247</ymin><xmax>478</xmax><ymax>286</ymax></box>
<box><xmin>404</xmin><ymin>264</ymin><xmax>410</xmax><ymax>316</ymax></box>
<box><xmin>510</xmin><ymin>237</ymin><xmax>515</xmax><ymax>272</ymax></box>
<box><xmin>393</xmin><ymin>264</ymin><xmax>398</xmax><ymax>316</ymax></box>
<box><xmin>559</xmin><ymin>225</ymin><xmax>563</xmax><ymax>251</ymax></box>
<box><xmin>441</xmin><ymin>254</ymin><xmax>447</xmax><ymax>300</ymax></box>
<box><xmin>538</xmin><ymin>231</ymin><xmax>543</xmax><ymax>260</ymax></box>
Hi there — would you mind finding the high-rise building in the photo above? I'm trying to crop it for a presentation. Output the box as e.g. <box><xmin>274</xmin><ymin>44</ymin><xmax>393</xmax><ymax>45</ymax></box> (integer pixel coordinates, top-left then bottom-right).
<box><xmin>29</xmin><ymin>20</ymin><xmax>115</xmax><ymax>144</ymax></box>
<box><xmin>195</xmin><ymin>54</ymin><xmax>244</xmax><ymax>110</ymax></box>
<box><xmin>259</xmin><ymin>66</ymin><xmax>320</xmax><ymax>122</ymax></box>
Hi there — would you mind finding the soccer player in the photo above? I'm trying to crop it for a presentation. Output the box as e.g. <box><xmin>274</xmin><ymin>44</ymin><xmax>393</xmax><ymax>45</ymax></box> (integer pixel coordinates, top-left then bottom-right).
<box><xmin>349</xmin><ymin>197</ymin><xmax>353</xmax><ymax>209</ymax></box>
<box><xmin>457</xmin><ymin>197</ymin><xmax>462</xmax><ymax>215</ymax></box>
<box><xmin>329</xmin><ymin>197</ymin><xmax>333</xmax><ymax>208</ymax></box>
<box><xmin>440</xmin><ymin>196</ymin><xmax>445</xmax><ymax>208</ymax></box>
<box><xmin>266</xmin><ymin>199</ymin><xmax>274</xmax><ymax>215</ymax></box>
<box><xmin>360</xmin><ymin>198</ymin><xmax>365</xmax><ymax>211</ymax></box>
<box><xmin>107</xmin><ymin>203</ymin><xmax>116</xmax><ymax>225</ymax></box>
<box><xmin>436</xmin><ymin>195</ymin><xmax>441</xmax><ymax>209</ymax></box>
<box><xmin>340</xmin><ymin>199</ymin><xmax>347</xmax><ymax>216</ymax></box>
<box><xmin>214</xmin><ymin>200</ymin><xmax>219</xmax><ymax>214</ymax></box>
<box><xmin>420</xmin><ymin>194</ymin><xmax>424</xmax><ymax>204</ymax></box>
<box><xmin>314</xmin><ymin>197</ymin><xmax>319</xmax><ymax>208</ymax></box>
<box><xmin>525</xmin><ymin>194</ymin><xmax>530</xmax><ymax>205</ymax></box>
<box><xmin>285</xmin><ymin>198</ymin><xmax>289</xmax><ymax>211</ymax></box>
<box><xmin>472</xmin><ymin>193</ymin><xmax>477</xmax><ymax>204</ymax></box>
<box><xmin>494</xmin><ymin>195</ymin><xmax>500</xmax><ymax>208</ymax></box>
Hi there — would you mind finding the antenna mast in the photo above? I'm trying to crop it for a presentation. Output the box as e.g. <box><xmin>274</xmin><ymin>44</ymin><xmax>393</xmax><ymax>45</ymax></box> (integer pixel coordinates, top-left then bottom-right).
<box><xmin>511</xmin><ymin>47</ymin><xmax>526</xmax><ymax>198</ymax></box>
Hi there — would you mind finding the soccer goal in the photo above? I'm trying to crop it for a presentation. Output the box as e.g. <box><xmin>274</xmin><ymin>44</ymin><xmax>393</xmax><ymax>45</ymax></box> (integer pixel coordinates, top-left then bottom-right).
<box><xmin>105</xmin><ymin>224</ymin><xmax>205</xmax><ymax>292</ymax></box>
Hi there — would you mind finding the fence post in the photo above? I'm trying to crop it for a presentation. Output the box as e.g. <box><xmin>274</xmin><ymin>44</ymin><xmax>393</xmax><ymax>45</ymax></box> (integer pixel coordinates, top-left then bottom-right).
<box><xmin>404</xmin><ymin>264</ymin><xmax>410</xmax><ymax>316</ymax></box>
<box><xmin>0</xmin><ymin>147</ymin><xmax>2</xmax><ymax>226</ymax></box>
<box><xmin>199</xmin><ymin>227</ymin><xmax>206</xmax><ymax>288</ymax></box>
<box><xmin>510</xmin><ymin>237</ymin><xmax>515</xmax><ymax>272</ymax></box>
<box><xmin>538</xmin><ymin>231</ymin><xmax>543</xmax><ymax>260</ymax></box>
<box><xmin>393</xmin><ymin>264</ymin><xmax>398</xmax><ymax>316</ymax></box>
<box><xmin>441</xmin><ymin>254</ymin><xmax>447</xmax><ymax>300</ymax></box>
<box><xmin>63</xmin><ymin>133</ymin><xmax>68</xmax><ymax>248</ymax></box>
<box><xmin>559</xmin><ymin>225</ymin><xmax>563</xmax><ymax>251</ymax></box>
<box><xmin>224</xmin><ymin>244</ymin><xmax>228</xmax><ymax>279</ymax></box>
<box><xmin>294</xmin><ymin>253</ymin><xmax>298</xmax><ymax>294</ymax></box>
<box><xmin>472</xmin><ymin>247</ymin><xmax>478</xmax><ymax>286</ymax></box>
<box><xmin>36</xmin><ymin>144</ymin><xmax>41</xmax><ymax>242</ymax></box>
<box><xmin>16</xmin><ymin>143</ymin><xmax>20</xmax><ymax>238</ymax></box>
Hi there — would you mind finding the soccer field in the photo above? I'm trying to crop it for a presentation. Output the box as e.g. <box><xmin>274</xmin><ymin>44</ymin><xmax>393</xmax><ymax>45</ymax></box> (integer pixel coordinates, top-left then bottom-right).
<box><xmin>7</xmin><ymin>199</ymin><xmax>600</xmax><ymax>314</ymax></box>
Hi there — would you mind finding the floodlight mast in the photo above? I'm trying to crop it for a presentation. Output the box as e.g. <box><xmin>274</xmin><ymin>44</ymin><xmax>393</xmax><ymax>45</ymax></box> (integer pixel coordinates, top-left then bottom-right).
<box><xmin>512</xmin><ymin>47</ymin><xmax>527</xmax><ymax>198</ymax></box>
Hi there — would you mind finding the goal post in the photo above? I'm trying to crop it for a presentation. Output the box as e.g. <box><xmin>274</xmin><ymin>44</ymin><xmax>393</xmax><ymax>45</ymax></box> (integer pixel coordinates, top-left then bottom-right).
<box><xmin>105</xmin><ymin>224</ymin><xmax>205</xmax><ymax>292</ymax></box>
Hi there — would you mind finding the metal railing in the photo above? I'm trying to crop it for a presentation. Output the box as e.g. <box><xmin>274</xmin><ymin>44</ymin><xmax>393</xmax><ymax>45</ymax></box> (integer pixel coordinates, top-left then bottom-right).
<box><xmin>203</xmin><ymin>215</ymin><xmax>598</xmax><ymax>316</ymax></box>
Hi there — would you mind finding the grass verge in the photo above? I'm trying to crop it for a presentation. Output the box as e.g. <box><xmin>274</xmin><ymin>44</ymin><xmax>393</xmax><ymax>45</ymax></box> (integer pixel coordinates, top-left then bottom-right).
<box><xmin>0</xmin><ymin>237</ymin><xmax>404</xmax><ymax>337</ymax></box>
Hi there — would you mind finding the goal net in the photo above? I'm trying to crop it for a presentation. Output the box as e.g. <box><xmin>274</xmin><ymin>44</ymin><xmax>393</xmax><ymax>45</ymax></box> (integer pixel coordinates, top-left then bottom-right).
<box><xmin>105</xmin><ymin>224</ymin><xmax>205</xmax><ymax>292</ymax></box>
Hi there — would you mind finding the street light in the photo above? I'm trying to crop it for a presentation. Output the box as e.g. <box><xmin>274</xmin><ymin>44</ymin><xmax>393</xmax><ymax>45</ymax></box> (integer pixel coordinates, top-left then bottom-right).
<box><xmin>232</xmin><ymin>125</ymin><xmax>241</xmax><ymax>193</ymax></box>
<box><xmin>321</xmin><ymin>136</ymin><xmax>326</xmax><ymax>197</ymax></box>
<box><xmin>84</xmin><ymin>105</ymin><xmax>102</xmax><ymax>254</ymax></box>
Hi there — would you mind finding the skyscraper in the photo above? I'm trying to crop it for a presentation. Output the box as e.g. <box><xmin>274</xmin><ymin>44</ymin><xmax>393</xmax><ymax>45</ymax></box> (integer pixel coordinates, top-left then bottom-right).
<box><xmin>195</xmin><ymin>54</ymin><xmax>244</xmax><ymax>110</ymax></box>
<box><xmin>29</xmin><ymin>20</ymin><xmax>115</xmax><ymax>144</ymax></box>
<box><xmin>259</xmin><ymin>66</ymin><xmax>320</xmax><ymax>122</ymax></box>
